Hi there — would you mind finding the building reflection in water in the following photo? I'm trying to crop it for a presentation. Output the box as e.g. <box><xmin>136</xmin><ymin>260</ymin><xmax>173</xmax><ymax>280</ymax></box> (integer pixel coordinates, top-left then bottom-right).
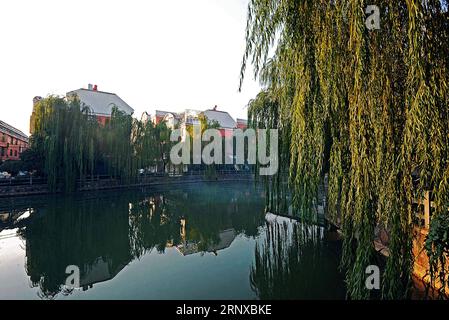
<box><xmin>174</xmin><ymin>217</ymin><xmax>237</xmax><ymax>256</ymax></box>
<box><xmin>9</xmin><ymin>183</ymin><xmax>265</xmax><ymax>299</ymax></box>
<box><xmin>17</xmin><ymin>196</ymin><xmax>132</xmax><ymax>298</ymax></box>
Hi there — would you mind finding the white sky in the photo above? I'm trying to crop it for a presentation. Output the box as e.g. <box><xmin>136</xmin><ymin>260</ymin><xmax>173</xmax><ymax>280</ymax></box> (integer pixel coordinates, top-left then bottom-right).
<box><xmin>0</xmin><ymin>0</ymin><xmax>260</xmax><ymax>135</ymax></box>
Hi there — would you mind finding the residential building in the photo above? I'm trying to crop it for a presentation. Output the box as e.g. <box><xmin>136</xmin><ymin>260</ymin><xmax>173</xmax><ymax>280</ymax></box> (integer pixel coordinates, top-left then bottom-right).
<box><xmin>236</xmin><ymin>118</ymin><xmax>248</xmax><ymax>130</ymax></box>
<box><xmin>152</xmin><ymin>109</ymin><xmax>201</xmax><ymax>140</ymax></box>
<box><xmin>203</xmin><ymin>106</ymin><xmax>237</xmax><ymax>138</ymax></box>
<box><xmin>30</xmin><ymin>85</ymin><xmax>134</xmax><ymax>134</ymax></box>
<box><xmin>0</xmin><ymin>120</ymin><xmax>29</xmax><ymax>162</ymax></box>
<box><xmin>67</xmin><ymin>84</ymin><xmax>134</xmax><ymax>126</ymax></box>
<box><xmin>151</xmin><ymin>106</ymin><xmax>246</xmax><ymax>139</ymax></box>
<box><xmin>141</xmin><ymin>111</ymin><xmax>151</xmax><ymax>124</ymax></box>
<box><xmin>152</xmin><ymin>110</ymin><xmax>184</xmax><ymax>130</ymax></box>
<box><xmin>179</xmin><ymin>109</ymin><xmax>201</xmax><ymax>141</ymax></box>
<box><xmin>152</xmin><ymin>110</ymin><xmax>170</xmax><ymax>125</ymax></box>
<box><xmin>163</xmin><ymin>112</ymin><xmax>182</xmax><ymax>130</ymax></box>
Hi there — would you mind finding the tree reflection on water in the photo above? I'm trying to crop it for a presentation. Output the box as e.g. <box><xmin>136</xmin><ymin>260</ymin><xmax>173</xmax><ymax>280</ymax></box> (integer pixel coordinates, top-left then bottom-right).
<box><xmin>13</xmin><ymin>183</ymin><xmax>266</xmax><ymax>299</ymax></box>
<box><xmin>250</xmin><ymin>215</ymin><xmax>346</xmax><ymax>299</ymax></box>
<box><xmin>4</xmin><ymin>183</ymin><xmax>347</xmax><ymax>300</ymax></box>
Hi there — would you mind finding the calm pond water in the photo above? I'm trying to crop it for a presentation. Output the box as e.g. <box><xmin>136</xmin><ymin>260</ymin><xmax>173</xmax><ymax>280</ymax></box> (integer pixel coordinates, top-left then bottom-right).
<box><xmin>0</xmin><ymin>182</ymin><xmax>346</xmax><ymax>300</ymax></box>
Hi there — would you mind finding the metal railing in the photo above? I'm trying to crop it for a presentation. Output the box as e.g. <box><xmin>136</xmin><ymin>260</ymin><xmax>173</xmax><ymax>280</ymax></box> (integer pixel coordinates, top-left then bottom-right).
<box><xmin>0</xmin><ymin>176</ymin><xmax>45</xmax><ymax>186</ymax></box>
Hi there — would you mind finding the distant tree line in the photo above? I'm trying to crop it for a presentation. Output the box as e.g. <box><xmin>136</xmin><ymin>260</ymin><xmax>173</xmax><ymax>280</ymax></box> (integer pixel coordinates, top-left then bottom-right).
<box><xmin>5</xmin><ymin>96</ymin><xmax>241</xmax><ymax>192</ymax></box>
<box><xmin>21</xmin><ymin>96</ymin><xmax>173</xmax><ymax>192</ymax></box>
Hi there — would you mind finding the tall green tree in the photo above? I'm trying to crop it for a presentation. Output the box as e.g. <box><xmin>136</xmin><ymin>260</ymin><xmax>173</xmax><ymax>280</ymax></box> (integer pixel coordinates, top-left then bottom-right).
<box><xmin>31</xmin><ymin>96</ymin><xmax>97</xmax><ymax>192</ymax></box>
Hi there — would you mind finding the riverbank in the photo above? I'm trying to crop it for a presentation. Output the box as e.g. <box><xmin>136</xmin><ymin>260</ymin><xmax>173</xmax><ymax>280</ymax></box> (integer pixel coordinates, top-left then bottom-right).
<box><xmin>324</xmin><ymin>212</ymin><xmax>447</xmax><ymax>298</ymax></box>
<box><xmin>0</xmin><ymin>173</ymin><xmax>255</xmax><ymax>198</ymax></box>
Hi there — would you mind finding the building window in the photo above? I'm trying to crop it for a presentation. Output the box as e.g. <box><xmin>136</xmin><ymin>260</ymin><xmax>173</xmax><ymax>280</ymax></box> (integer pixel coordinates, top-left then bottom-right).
<box><xmin>0</xmin><ymin>147</ymin><xmax>4</xmax><ymax>157</ymax></box>
<box><xmin>14</xmin><ymin>150</ymin><xmax>18</xmax><ymax>157</ymax></box>
<box><xmin>10</xmin><ymin>149</ymin><xmax>13</xmax><ymax>156</ymax></box>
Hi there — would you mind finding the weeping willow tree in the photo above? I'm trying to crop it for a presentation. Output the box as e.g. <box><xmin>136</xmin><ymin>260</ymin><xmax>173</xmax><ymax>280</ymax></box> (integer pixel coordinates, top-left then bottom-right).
<box><xmin>31</xmin><ymin>96</ymin><xmax>98</xmax><ymax>192</ymax></box>
<box><xmin>241</xmin><ymin>0</ymin><xmax>448</xmax><ymax>299</ymax></box>
<box><xmin>153</xmin><ymin>122</ymin><xmax>173</xmax><ymax>173</ymax></box>
<box><xmin>31</xmin><ymin>96</ymin><xmax>172</xmax><ymax>192</ymax></box>
<box><xmin>101</xmin><ymin>107</ymin><xmax>139</xmax><ymax>183</ymax></box>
